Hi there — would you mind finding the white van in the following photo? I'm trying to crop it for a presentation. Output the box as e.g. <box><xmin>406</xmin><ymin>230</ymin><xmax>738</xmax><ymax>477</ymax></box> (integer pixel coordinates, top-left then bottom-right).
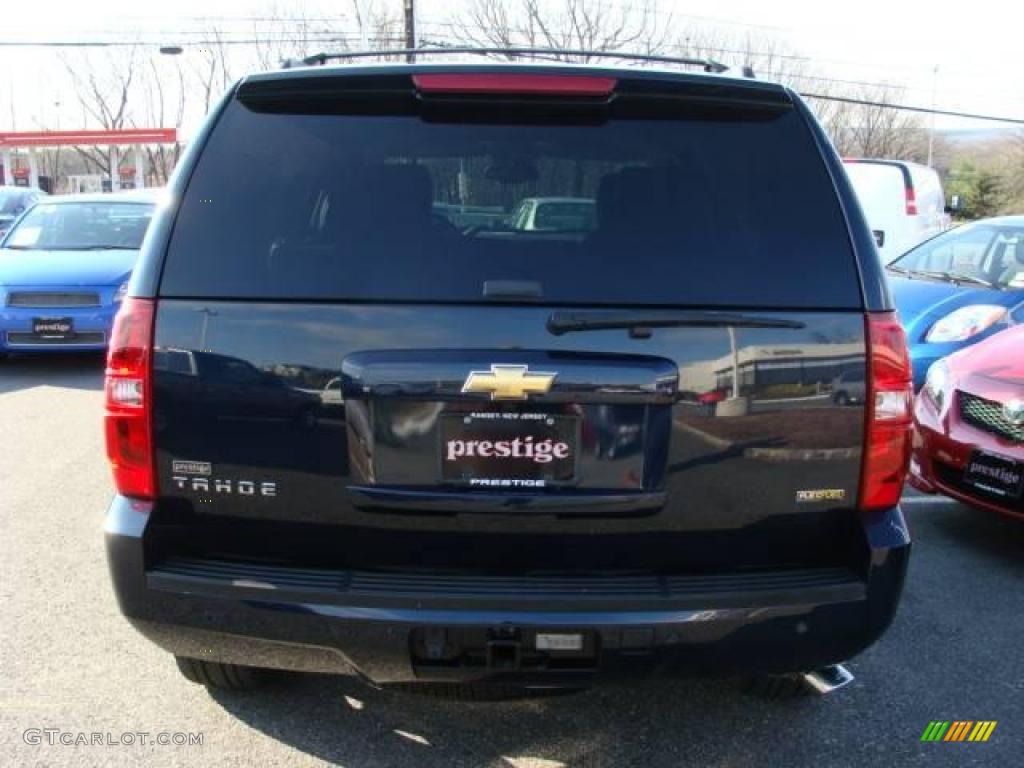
<box><xmin>843</xmin><ymin>159</ymin><xmax>950</xmax><ymax>263</ymax></box>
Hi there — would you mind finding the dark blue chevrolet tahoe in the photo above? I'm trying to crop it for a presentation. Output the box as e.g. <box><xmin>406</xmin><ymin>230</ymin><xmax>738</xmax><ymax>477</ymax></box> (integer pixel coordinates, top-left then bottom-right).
<box><xmin>104</xmin><ymin>54</ymin><xmax>914</xmax><ymax>697</ymax></box>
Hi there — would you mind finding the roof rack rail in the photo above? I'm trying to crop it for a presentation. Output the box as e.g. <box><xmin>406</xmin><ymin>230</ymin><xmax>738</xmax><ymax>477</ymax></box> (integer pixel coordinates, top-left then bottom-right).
<box><xmin>283</xmin><ymin>46</ymin><xmax>729</xmax><ymax>74</ymax></box>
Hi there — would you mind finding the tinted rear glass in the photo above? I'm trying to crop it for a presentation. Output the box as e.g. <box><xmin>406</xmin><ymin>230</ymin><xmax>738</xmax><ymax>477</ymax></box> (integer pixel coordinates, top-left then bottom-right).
<box><xmin>161</xmin><ymin>93</ymin><xmax>861</xmax><ymax>307</ymax></box>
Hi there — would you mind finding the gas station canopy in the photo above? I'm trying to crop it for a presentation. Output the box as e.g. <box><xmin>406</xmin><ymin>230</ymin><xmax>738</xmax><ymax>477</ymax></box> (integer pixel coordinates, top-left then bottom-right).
<box><xmin>0</xmin><ymin>128</ymin><xmax>177</xmax><ymax>148</ymax></box>
<box><xmin>0</xmin><ymin>128</ymin><xmax>178</xmax><ymax>191</ymax></box>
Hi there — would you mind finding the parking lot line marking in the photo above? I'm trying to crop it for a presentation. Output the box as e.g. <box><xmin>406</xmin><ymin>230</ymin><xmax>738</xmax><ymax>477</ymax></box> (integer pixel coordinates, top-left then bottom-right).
<box><xmin>900</xmin><ymin>496</ymin><xmax>959</xmax><ymax>505</ymax></box>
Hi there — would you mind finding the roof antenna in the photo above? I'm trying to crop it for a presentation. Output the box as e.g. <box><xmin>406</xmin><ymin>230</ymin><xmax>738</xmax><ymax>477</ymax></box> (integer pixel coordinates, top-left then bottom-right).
<box><xmin>742</xmin><ymin>65</ymin><xmax>756</xmax><ymax>79</ymax></box>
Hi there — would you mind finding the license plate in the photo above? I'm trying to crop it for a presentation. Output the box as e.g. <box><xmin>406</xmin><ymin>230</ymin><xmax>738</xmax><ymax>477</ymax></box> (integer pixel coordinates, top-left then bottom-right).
<box><xmin>32</xmin><ymin>317</ymin><xmax>73</xmax><ymax>338</ymax></box>
<box><xmin>536</xmin><ymin>633</ymin><xmax>584</xmax><ymax>651</ymax></box>
<box><xmin>963</xmin><ymin>451</ymin><xmax>1024</xmax><ymax>498</ymax></box>
<box><xmin>440</xmin><ymin>412</ymin><xmax>578</xmax><ymax>487</ymax></box>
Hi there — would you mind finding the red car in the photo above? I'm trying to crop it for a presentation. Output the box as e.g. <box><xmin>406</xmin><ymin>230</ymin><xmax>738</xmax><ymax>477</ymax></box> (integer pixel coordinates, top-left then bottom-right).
<box><xmin>910</xmin><ymin>325</ymin><xmax>1024</xmax><ymax>519</ymax></box>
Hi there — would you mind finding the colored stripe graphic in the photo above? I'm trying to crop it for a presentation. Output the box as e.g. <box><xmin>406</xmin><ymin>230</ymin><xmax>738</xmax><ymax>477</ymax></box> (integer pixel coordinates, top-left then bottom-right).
<box><xmin>921</xmin><ymin>721</ymin><xmax>950</xmax><ymax>741</ymax></box>
<box><xmin>969</xmin><ymin>722</ymin><xmax>997</xmax><ymax>742</ymax></box>
<box><xmin>921</xmin><ymin>721</ymin><xmax>996</xmax><ymax>742</ymax></box>
<box><xmin>945</xmin><ymin>721</ymin><xmax>972</xmax><ymax>741</ymax></box>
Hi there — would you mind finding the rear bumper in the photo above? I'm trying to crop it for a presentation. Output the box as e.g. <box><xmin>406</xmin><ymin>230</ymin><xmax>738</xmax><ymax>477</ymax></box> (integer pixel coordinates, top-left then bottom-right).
<box><xmin>106</xmin><ymin>495</ymin><xmax>910</xmax><ymax>683</ymax></box>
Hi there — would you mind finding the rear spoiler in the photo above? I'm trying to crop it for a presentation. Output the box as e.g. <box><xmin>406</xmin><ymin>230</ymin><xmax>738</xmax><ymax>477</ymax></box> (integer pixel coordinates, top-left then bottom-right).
<box><xmin>237</xmin><ymin>70</ymin><xmax>792</xmax><ymax>119</ymax></box>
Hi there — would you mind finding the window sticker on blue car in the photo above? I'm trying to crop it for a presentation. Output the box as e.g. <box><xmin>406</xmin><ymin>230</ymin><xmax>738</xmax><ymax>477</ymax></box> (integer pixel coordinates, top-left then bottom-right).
<box><xmin>9</xmin><ymin>226</ymin><xmax>41</xmax><ymax>247</ymax></box>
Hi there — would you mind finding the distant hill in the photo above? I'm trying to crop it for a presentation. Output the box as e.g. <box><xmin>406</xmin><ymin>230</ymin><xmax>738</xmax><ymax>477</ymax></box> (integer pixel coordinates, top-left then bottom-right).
<box><xmin>939</xmin><ymin>127</ymin><xmax>1016</xmax><ymax>146</ymax></box>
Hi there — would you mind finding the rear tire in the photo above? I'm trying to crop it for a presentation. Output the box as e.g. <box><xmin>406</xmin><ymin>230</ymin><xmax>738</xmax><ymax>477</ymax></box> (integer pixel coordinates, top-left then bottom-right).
<box><xmin>834</xmin><ymin>391</ymin><xmax>850</xmax><ymax>406</ymax></box>
<box><xmin>174</xmin><ymin>655</ymin><xmax>264</xmax><ymax>691</ymax></box>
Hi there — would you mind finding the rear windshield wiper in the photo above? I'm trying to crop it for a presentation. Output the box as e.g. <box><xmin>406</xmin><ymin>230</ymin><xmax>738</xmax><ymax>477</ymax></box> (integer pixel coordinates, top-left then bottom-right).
<box><xmin>68</xmin><ymin>244</ymin><xmax>135</xmax><ymax>250</ymax></box>
<box><xmin>547</xmin><ymin>310</ymin><xmax>805</xmax><ymax>336</ymax></box>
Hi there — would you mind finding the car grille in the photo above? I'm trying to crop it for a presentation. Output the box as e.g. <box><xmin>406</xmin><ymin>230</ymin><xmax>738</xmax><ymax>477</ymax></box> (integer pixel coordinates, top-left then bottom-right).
<box><xmin>959</xmin><ymin>392</ymin><xmax>1024</xmax><ymax>443</ymax></box>
<box><xmin>6</xmin><ymin>332</ymin><xmax>105</xmax><ymax>346</ymax></box>
<box><xmin>6</xmin><ymin>291</ymin><xmax>101</xmax><ymax>308</ymax></box>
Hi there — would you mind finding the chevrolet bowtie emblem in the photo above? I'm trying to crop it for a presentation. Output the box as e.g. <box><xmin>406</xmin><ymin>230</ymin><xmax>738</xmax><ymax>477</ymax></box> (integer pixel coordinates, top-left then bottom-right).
<box><xmin>462</xmin><ymin>364</ymin><xmax>557</xmax><ymax>400</ymax></box>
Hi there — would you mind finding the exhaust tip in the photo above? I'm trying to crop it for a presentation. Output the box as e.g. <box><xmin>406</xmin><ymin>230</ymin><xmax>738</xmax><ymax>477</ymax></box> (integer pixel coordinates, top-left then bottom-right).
<box><xmin>801</xmin><ymin>663</ymin><xmax>854</xmax><ymax>695</ymax></box>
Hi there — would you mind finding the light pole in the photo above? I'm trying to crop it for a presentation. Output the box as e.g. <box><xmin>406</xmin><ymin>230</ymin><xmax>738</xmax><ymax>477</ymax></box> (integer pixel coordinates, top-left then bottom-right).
<box><xmin>198</xmin><ymin>308</ymin><xmax>218</xmax><ymax>349</ymax></box>
<box><xmin>927</xmin><ymin>64</ymin><xmax>939</xmax><ymax>168</ymax></box>
<box><xmin>52</xmin><ymin>100</ymin><xmax>61</xmax><ymax>193</ymax></box>
<box><xmin>404</xmin><ymin>0</ymin><xmax>417</xmax><ymax>62</ymax></box>
<box><xmin>727</xmin><ymin>326</ymin><xmax>740</xmax><ymax>400</ymax></box>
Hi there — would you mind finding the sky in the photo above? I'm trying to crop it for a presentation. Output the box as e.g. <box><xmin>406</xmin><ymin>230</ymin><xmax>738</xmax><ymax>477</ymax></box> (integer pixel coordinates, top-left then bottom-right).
<box><xmin>1</xmin><ymin>0</ymin><xmax>1022</xmax><ymax>136</ymax></box>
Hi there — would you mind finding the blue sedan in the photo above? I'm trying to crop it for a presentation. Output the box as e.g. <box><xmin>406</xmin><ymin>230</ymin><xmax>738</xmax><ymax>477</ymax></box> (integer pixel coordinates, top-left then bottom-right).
<box><xmin>0</xmin><ymin>191</ymin><xmax>159</xmax><ymax>354</ymax></box>
<box><xmin>887</xmin><ymin>215</ymin><xmax>1024</xmax><ymax>389</ymax></box>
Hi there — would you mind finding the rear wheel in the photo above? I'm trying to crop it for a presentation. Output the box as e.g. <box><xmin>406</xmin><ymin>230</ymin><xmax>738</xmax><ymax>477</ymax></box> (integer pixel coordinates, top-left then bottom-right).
<box><xmin>834</xmin><ymin>391</ymin><xmax>850</xmax><ymax>406</ymax></box>
<box><xmin>174</xmin><ymin>655</ymin><xmax>264</xmax><ymax>691</ymax></box>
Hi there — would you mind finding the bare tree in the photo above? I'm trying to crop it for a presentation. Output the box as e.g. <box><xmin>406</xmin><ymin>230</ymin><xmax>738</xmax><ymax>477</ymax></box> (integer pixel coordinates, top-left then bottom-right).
<box><xmin>192</xmin><ymin>1</ymin><xmax>400</xmax><ymax>87</ymax></box>
<box><xmin>806</xmin><ymin>84</ymin><xmax>930</xmax><ymax>160</ymax></box>
<box><xmin>50</xmin><ymin>0</ymin><xmax>945</xmax><ymax>195</ymax></box>
<box><xmin>62</xmin><ymin>47</ymin><xmax>140</xmax><ymax>176</ymax></box>
<box><xmin>447</xmin><ymin>2</ymin><xmax>932</xmax><ymax>162</ymax></box>
<box><xmin>36</xmin><ymin>2</ymin><xmax>415</xmax><ymax>192</ymax></box>
<box><xmin>453</xmin><ymin>0</ymin><xmax>519</xmax><ymax>50</ymax></box>
<box><xmin>62</xmin><ymin>45</ymin><xmax>187</xmax><ymax>184</ymax></box>
<box><xmin>1003</xmin><ymin>130</ymin><xmax>1024</xmax><ymax>212</ymax></box>
<box><xmin>135</xmin><ymin>57</ymin><xmax>186</xmax><ymax>184</ymax></box>
<box><xmin>248</xmin><ymin>1</ymin><xmax>349</xmax><ymax>71</ymax></box>
<box><xmin>450</xmin><ymin>0</ymin><xmax>671</xmax><ymax>60</ymax></box>
<box><xmin>349</xmin><ymin>0</ymin><xmax>402</xmax><ymax>50</ymax></box>
<box><xmin>662</xmin><ymin>27</ymin><xmax>929</xmax><ymax>160</ymax></box>
<box><xmin>671</xmin><ymin>27</ymin><xmax>811</xmax><ymax>80</ymax></box>
<box><xmin>189</xmin><ymin>28</ymin><xmax>236</xmax><ymax>117</ymax></box>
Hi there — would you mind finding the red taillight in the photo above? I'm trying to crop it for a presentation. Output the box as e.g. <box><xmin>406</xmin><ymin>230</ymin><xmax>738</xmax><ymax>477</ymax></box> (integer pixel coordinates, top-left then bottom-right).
<box><xmin>859</xmin><ymin>312</ymin><xmax>914</xmax><ymax>512</ymax></box>
<box><xmin>104</xmin><ymin>297</ymin><xmax>156</xmax><ymax>499</ymax></box>
<box><xmin>904</xmin><ymin>185</ymin><xmax>918</xmax><ymax>215</ymax></box>
<box><xmin>412</xmin><ymin>73</ymin><xmax>617</xmax><ymax>96</ymax></box>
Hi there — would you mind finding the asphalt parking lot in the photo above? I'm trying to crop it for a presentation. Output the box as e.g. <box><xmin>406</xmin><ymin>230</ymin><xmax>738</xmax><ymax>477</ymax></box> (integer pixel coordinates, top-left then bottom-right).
<box><xmin>1</xmin><ymin>354</ymin><xmax>1021</xmax><ymax>767</ymax></box>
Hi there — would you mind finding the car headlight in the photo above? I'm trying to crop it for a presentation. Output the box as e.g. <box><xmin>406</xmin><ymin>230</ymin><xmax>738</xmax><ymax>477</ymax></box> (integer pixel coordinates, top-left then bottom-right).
<box><xmin>923</xmin><ymin>359</ymin><xmax>951</xmax><ymax>413</ymax></box>
<box><xmin>113</xmin><ymin>282</ymin><xmax>129</xmax><ymax>303</ymax></box>
<box><xmin>924</xmin><ymin>305</ymin><xmax>1006</xmax><ymax>343</ymax></box>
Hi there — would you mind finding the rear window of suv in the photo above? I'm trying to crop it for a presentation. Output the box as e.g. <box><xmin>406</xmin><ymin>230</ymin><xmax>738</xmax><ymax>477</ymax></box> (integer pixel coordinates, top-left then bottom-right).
<box><xmin>160</xmin><ymin>82</ymin><xmax>861</xmax><ymax>308</ymax></box>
